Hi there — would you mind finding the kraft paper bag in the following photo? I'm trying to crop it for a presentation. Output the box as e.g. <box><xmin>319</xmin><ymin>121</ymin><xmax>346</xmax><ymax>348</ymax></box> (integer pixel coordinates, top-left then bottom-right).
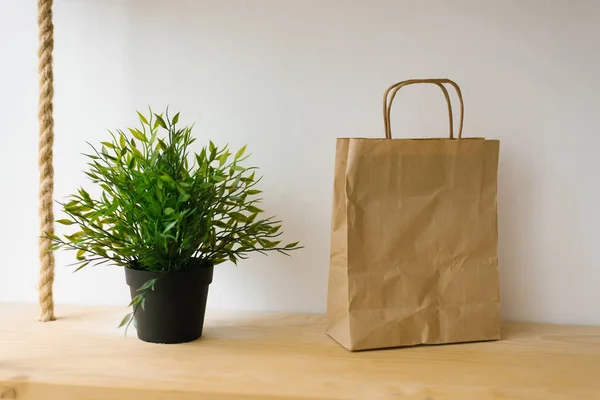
<box><xmin>327</xmin><ymin>79</ymin><xmax>501</xmax><ymax>351</ymax></box>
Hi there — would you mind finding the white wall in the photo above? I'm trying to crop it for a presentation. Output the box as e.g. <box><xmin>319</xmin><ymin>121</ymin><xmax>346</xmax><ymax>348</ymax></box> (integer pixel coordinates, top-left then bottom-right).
<box><xmin>1</xmin><ymin>0</ymin><xmax>599</xmax><ymax>325</ymax></box>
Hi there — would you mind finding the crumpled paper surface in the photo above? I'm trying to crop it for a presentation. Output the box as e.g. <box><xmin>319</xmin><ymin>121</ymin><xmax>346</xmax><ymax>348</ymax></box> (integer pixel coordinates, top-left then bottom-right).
<box><xmin>327</xmin><ymin>138</ymin><xmax>501</xmax><ymax>351</ymax></box>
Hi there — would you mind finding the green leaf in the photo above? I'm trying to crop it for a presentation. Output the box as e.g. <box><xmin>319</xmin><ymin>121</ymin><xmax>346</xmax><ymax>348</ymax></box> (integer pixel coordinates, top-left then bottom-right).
<box><xmin>128</xmin><ymin>294</ymin><xmax>142</xmax><ymax>307</ymax></box>
<box><xmin>132</xmin><ymin>147</ymin><xmax>144</xmax><ymax>159</ymax></box>
<box><xmin>197</xmin><ymin>148</ymin><xmax>206</xmax><ymax>162</ymax></box>
<box><xmin>65</xmin><ymin>199</ymin><xmax>78</xmax><ymax>207</ymax></box>
<box><xmin>56</xmin><ymin>219</ymin><xmax>76</xmax><ymax>225</ymax></box>
<box><xmin>213</xmin><ymin>220</ymin><xmax>228</xmax><ymax>229</ymax></box>
<box><xmin>65</xmin><ymin>231</ymin><xmax>85</xmax><ymax>241</ymax></box>
<box><xmin>247</xmin><ymin>205</ymin><xmax>264</xmax><ymax>214</ymax></box>
<box><xmin>229</xmin><ymin>212</ymin><xmax>247</xmax><ymax>223</ymax></box>
<box><xmin>76</xmin><ymin>248</ymin><xmax>86</xmax><ymax>260</ymax></box>
<box><xmin>160</xmin><ymin>174</ymin><xmax>173</xmax><ymax>183</ymax></box>
<box><xmin>138</xmin><ymin>278</ymin><xmax>158</xmax><ymax>292</ymax></box>
<box><xmin>155</xmin><ymin>114</ymin><xmax>167</xmax><ymax>129</ymax></box>
<box><xmin>156</xmin><ymin>139</ymin><xmax>167</xmax><ymax>151</ymax></box>
<box><xmin>164</xmin><ymin>207</ymin><xmax>174</xmax><ymax>215</ymax></box>
<box><xmin>81</xmin><ymin>226</ymin><xmax>96</xmax><ymax>236</ymax></box>
<box><xmin>85</xmin><ymin>172</ymin><xmax>99</xmax><ymax>180</ymax></box>
<box><xmin>235</xmin><ymin>145</ymin><xmax>247</xmax><ymax>160</ymax></box>
<box><xmin>118</xmin><ymin>313</ymin><xmax>133</xmax><ymax>328</ymax></box>
<box><xmin>247</xmin><ymin>189</ymin><xmax>262</xmax><ymax>196</ymax></box>
<box><xmin>129</xmin><ymin>128</ymin><xmax>147</xmax><ymax>142</ymax></box>
<box><xmin>73</xmin><ymin>260</ymin><xmax>90</xmax><ymax>273</ymax></box>
<box><xmin>95</xmin><ymin>247</ymin><xmax>108</xmax><ymax>258</ymax></box>
<box><xmin>219</xmin><ymin>153</ymin><xmax>230</xmax><ymax>167</ymax></box>
<box><xmin>101</xmin><ymin>141</ymin><xmax>115</xmax><ymax>149</ymax></box>
<box><xmin>285</xmin><ymin>241</ymin><xmax>300</xmax><ymax>249</ymax></box>
<box><xmin>176</xmin><ymin>185</ymin><xmax>188</xmax><ymax>196</ymax></box>
<box><xmin>172</xmin><ymin>112</ymin><xmax>180</xmax><ymax>125</ymax></box>
<box><xmin>79</xmin><ymin>188</ymin><xmax>92</xmax><ymax>203</ymax></box>
<box><xmin>179</xmin><ymin>193</ymin><xmax>191</xmax><ymax>202</ymax></box>
<box><xmin>137</xmin><ymin>111</ymin><xmax>149</xmax><ymax>125</ymax></box>
<box><xmin>45</xmin><ymin>231</ymin><xmax>60</xmax><ymax>241</ymax></box>
<box><xmin>163</xmin><ymin>220</ymin><xmax>178</xmax><ymax>234</ymax></box>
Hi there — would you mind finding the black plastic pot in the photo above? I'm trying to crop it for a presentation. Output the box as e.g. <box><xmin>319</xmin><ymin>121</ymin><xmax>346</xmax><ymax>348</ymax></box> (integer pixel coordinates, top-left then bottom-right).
<box><xmin>125</xmin><ymin>262</ymin><xmax>214</xmax><ymax>344</ymax></box>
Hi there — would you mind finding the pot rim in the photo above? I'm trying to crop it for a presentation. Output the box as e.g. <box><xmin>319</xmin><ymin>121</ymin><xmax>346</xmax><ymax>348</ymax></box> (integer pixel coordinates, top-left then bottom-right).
<box><xmin>125</xmin><ymin>262</ymin><xmax>214</xmax><ymax>288</ymax></box>
<box><xmin>126</xmin><ymin>258</ymin><xmax>214</xmax><ymax>273</ymax></box>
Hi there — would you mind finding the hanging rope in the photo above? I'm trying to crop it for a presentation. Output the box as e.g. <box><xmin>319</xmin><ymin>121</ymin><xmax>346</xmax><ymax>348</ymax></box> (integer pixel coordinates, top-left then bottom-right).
<box><xmin>38</xmin><ymin>0</ymin><xmax>56</xmax><ymax>322</ymax></box>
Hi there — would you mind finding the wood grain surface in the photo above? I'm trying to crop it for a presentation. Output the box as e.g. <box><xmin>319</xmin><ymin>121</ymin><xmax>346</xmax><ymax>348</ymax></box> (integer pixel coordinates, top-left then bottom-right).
<box><xmin>1</xmin><ymin>304</ymin><xmax>599</xmax><ymax>399</ymax></box>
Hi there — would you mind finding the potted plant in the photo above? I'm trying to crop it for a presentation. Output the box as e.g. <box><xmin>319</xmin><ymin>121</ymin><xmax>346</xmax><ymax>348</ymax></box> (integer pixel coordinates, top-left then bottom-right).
<box><xmin>48</xmin><ymin>109</ymin><xmax>301</xmax><ymax>344</ymax></box>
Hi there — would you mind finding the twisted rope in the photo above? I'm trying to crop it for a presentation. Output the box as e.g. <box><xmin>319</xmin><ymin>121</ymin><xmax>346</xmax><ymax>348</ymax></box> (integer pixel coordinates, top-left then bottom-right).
<box><xmin>38</xmin><ymin>0</ymin><xmax>55</xmax><ymax>322</ymax></box>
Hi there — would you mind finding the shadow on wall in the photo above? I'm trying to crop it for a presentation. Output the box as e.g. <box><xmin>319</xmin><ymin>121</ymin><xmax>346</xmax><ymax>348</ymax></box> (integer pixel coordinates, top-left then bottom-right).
<box><xmin>497</xmin><ymin>138</ymin><xmax>539</xmax><ymax>322</ymax></box>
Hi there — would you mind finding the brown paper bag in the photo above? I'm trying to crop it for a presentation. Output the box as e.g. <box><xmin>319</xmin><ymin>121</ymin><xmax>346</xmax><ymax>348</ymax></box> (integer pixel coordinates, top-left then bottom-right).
<box><xmin>327</xmin><ymin>79</ymin><xmax>501</xmax><ymax>351</ymax></box>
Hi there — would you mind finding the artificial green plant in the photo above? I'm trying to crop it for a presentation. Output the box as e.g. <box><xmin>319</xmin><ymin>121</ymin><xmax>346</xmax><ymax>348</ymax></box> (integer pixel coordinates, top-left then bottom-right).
<box><xmin>48</xmin><ymin>109</ymin><xmax>300</xmax><ymax>327</ymax></box>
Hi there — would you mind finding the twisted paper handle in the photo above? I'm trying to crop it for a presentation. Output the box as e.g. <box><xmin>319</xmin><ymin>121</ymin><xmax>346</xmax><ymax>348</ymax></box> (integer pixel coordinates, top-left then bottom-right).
<box><xmin>383</xmin><ymin>79</ymin><xmax>464</xmax><ymax>139</ymax></box>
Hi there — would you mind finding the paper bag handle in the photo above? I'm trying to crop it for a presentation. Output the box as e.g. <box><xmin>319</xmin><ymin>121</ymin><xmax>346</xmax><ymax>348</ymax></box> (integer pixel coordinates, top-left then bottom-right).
<box><xmin>383</xmin><ymin>79</ymin><xmax>464</xmax><ymax>139</ymax></box>
<box><xmin>384</xmin><ymin>80</ymin><xmax>454</xmax><ymax>139</ymax></box>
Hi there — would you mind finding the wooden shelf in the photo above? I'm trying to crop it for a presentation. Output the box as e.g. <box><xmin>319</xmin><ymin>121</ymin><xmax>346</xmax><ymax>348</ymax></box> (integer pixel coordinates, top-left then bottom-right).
<box><xmin>1</xmin><ymin>304</ymin><xmax>599</xmax><ymax>399</ymax></box>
